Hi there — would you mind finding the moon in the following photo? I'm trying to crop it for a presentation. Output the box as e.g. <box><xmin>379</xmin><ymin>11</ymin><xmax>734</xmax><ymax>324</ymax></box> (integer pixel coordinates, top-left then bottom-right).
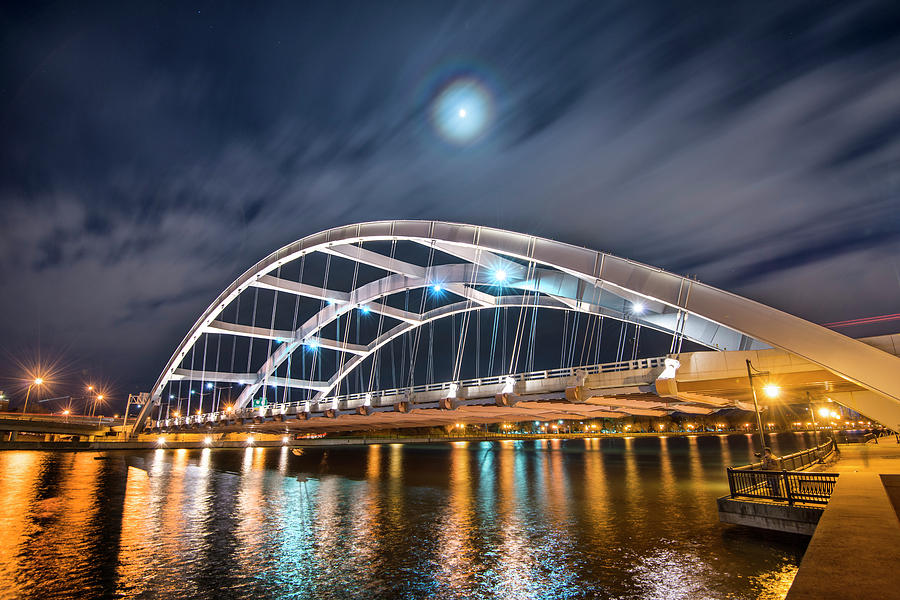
<box><xmin>430</xmin><ymin>78</ymin><xmax>493</xmax><ymax>144</ymax></box>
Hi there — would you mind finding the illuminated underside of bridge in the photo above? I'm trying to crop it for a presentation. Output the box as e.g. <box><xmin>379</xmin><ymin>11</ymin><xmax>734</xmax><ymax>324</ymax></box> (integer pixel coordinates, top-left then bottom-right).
<box><xmin>133</xmin><ymin>221</ymin><xmax>900</xmax><ymax>436</ymax></box>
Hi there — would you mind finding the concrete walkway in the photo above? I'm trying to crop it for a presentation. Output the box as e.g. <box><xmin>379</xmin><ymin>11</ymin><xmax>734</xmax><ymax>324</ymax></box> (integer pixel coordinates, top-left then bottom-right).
<box><xmin>824</xmin><ymin>436</ymin><xmax>900</xmax><ymax>474</ymax></box>
<box><xmin>786</xmin><ymin>439</ymin><xmax>900</xmax><ymax>599</ymax></box>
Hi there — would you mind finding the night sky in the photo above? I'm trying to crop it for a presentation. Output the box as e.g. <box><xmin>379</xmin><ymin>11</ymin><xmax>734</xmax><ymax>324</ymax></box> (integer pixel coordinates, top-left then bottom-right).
<box><xmin>2</xmin><ymin>1</ymin><xmax>899</xmax><ymax>405</ymax></box>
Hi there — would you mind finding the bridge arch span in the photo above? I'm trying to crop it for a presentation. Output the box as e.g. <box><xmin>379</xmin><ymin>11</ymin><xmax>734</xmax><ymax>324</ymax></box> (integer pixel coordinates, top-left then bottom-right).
<box><xmin>134</xmin><ymin>221</ymin><xmax>900</xmax><ymax>434</ymax></box>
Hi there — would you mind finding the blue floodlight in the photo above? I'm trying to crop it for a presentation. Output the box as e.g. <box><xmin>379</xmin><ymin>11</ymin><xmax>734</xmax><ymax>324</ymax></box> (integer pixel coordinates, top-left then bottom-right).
<box><xmin>206</xmin><ymin>382</ymin><xmax>213</xmax><ymax>390</ymax></box>
<box><xmin>631</xmin><ymin>301</ymin><xmax>645</xmax><ymax>314</ymax></box>
<box><xmin>432</xmin><ymin>283</ymin><xmax>443</xmax><ymax>293</ymax></box>
<box><xmin>190</xmin><ymin>390</ymin><xmax>196</xmax><ymax>395</ymax></box>
<box><xmin>306</xmin><ymin>338</ymin><xmax>320</xmax><ymax>350</ymax></box>
<box><xmin>360</xmin><ymin>305</ymin><xmax>371</xmax><ymax>315</ymax></box>
<box><xmin>493</xmin><ymin>269</ymin><xmax>508</xmax><ymax>283</ymax></box>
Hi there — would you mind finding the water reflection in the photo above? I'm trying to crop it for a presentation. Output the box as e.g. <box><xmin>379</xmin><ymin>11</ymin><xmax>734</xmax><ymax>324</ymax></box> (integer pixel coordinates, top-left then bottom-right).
<box><xmin>0</xmin><ymin>434</ymin><xmax>812</xmax><ymax>599</ymax></box>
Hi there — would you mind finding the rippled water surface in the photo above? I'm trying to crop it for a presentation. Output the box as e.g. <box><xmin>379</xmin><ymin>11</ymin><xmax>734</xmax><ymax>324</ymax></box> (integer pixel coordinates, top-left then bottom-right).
<box><xmin>0</xmin><ymin>433</ymin><xmax>815</xmax><ymax>599</ymax></box>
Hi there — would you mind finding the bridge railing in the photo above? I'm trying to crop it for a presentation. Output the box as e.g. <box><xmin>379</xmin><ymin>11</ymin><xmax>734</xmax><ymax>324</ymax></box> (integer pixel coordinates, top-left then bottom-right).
<box><xmin>322</xmin><ymin>355</ymin><xmax>668</xmax><ymax>404</ymax></box>
<box><xmin>160</xmin><ymin>356</ymin><xmax>668</xmax><ymax>428</ymax></box>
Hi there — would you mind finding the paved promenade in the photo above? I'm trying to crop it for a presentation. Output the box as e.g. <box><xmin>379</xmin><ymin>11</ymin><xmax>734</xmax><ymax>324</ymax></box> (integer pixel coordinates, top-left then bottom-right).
<box><xmin>786</xmin><ymin>438</ymin><xmax>900</xmax><ymax>599</ymax></box>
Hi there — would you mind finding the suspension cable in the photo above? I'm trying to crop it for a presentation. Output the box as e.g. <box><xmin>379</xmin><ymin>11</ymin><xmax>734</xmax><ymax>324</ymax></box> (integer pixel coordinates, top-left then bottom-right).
<box><xmin>367</xmin><ymin>240</ymin><xmax>394</xmax><ymax>393</ymax></box>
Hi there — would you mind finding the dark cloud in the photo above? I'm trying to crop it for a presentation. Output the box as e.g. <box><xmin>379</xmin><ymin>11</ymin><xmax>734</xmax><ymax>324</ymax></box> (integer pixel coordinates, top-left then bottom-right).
<box><xmin>1</xmin><ymin>0</ymin><xmax>899</xmax><ymax>398</ymax></box>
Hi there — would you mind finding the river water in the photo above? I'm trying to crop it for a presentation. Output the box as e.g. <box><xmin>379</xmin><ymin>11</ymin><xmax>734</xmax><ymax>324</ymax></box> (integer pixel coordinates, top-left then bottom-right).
<box><xmin>0</xmin><ymin>433</ymin><xmax>816</xmax><ymax>600</ymax></box>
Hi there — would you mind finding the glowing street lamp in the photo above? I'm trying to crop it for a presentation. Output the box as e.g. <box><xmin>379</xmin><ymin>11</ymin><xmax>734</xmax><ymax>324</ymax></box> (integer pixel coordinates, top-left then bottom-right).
<box><xmin>22</xmin><ymin>377</ymin><xmax>44</xmax><ymax>413</ymax></box>
<box><xmin>91</xmin><ymin>394</ymin><xmax>104</xmax><ymax>418</ymax></box>
<box><xmin>746</xmin><ymin>360</ymin><xmax>777</xmax><ymax>453</ymax></box>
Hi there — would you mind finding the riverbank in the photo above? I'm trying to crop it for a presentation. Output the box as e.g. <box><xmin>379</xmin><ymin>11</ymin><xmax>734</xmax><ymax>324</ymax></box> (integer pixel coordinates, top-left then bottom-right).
<box><xmin>0</xmin><ymin>429</ymin><xmax>786</xmax><ymax>451</ymax></box>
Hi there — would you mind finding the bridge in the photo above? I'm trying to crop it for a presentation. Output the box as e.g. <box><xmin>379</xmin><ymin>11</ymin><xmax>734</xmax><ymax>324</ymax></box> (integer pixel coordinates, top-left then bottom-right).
<box><xmin>0</xmin><ymin>413</ymin><xmax>118</xmax><ymax>439</ymax></box>
<box><xmin>132</xmin><ymin>220</ymin><xmax>900</xmax><ymax>437</ymax></box>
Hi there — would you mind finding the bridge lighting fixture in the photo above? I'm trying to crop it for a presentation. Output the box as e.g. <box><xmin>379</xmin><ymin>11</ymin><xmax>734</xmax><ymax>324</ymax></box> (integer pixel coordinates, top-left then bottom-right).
<box><xmin>203</xmin><ymin>436</ymin><xmax>212</xmax><ymax>446</ymax></box>
<box><xmin>172</xmin><ymin>411</ymin><xmax>180</xmax><ymax>418</ymax></box>
<box><xmin>631</xmin><ymin>302</ymin><xmax>645</xmax><ymax>314</ymax></box>
<box><xmin>225</xmin><ymin>405</ymin><xmax>234</xmax><ymax>413</ymax></box>
<box><xmin>206</xmin><ymin>382</ymin><xmax>213</xmax><ymax>390</ymax></box>
<box><xmin>156</xmin><ymin>436</ymin><xmax>166</xmax><ymax>446</ymax></box>
<box><xmin>246</xmin><ymin>436</ymin><xmax>254</xmax><ymax>445</ymax></box>
<box><xmin>169</xmin><ymin>394</ymin><xmax>174</xmax><ymax>400</ymax></box>
<box><xmin>306</xmin><ymin>338</ymin><xmax>320</xmax><ymax>350</ymax></box>
<box><xmin>360</xmin><ymin>305</ymin><xmax>371</xmax><ymax>315</ymax></box>
<box><xmin>431</xmin><ymin>283</ymin><xmax>443</xmax><ymax>293</ymax></box>
<box><xmin>63</xmin><ymin>410</ymin><xmax>70</xmax><ymax>415</ymax></box>
<box><xmin>492</xmin><ymin>269</ymin><xmax>508</xmax><ymax>284</ymax></box>
<box><xmin>762</xmin><ymin>383</ymin><xmax>780</xmax><ymax>398</ymax></box>
<box><xmin>282</xmin><ymin>436</ymin><xmax>289</xmax><ymax>445</ymax></box>
<box><xmin>190</xmin><ymin>390</ymin><xmax>196</xmax><ymax>395</ymax></box>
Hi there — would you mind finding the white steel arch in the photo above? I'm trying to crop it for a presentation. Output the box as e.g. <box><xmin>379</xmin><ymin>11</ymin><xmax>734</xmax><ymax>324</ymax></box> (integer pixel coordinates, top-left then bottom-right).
<box><xmin>133</xmin><ymin>220</ymin><xmax>900</xmax><ymax>434</ymax></box>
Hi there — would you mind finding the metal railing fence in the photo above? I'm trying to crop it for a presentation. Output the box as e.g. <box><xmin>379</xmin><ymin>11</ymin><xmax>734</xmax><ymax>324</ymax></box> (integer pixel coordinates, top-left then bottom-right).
<box><xmin>727</xmin><ymin>468</ymin><xmax>838</xmax><ymax>505</ymax></box>
<box><xmin>727</xmin><ymin>438</ymin><xmax>838</xmax><ymax>506</ymax></box>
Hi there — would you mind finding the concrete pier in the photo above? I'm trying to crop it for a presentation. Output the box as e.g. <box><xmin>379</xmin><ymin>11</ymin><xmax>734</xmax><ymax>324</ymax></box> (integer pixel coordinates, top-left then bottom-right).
<box><xmin>717</xmin><ymin>497</ymin><xmax>823</xmax><ymax>535</ymax></box>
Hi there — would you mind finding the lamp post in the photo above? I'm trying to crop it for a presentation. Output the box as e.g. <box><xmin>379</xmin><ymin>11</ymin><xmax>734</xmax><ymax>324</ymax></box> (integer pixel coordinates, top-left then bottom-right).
<box><xmin>22</xmin><ymin>378</ymin><xmax>44</xmax><ymax>413</ymax></box>
<box><xmin>745</xmin><ymin>360</ymin><xmax>780</xmax><ymax>454</ymax></box>
<box><xmin>806</xmin><ymin>391</ymin><xmax>820</xmax><ymax>447</ymax></box>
